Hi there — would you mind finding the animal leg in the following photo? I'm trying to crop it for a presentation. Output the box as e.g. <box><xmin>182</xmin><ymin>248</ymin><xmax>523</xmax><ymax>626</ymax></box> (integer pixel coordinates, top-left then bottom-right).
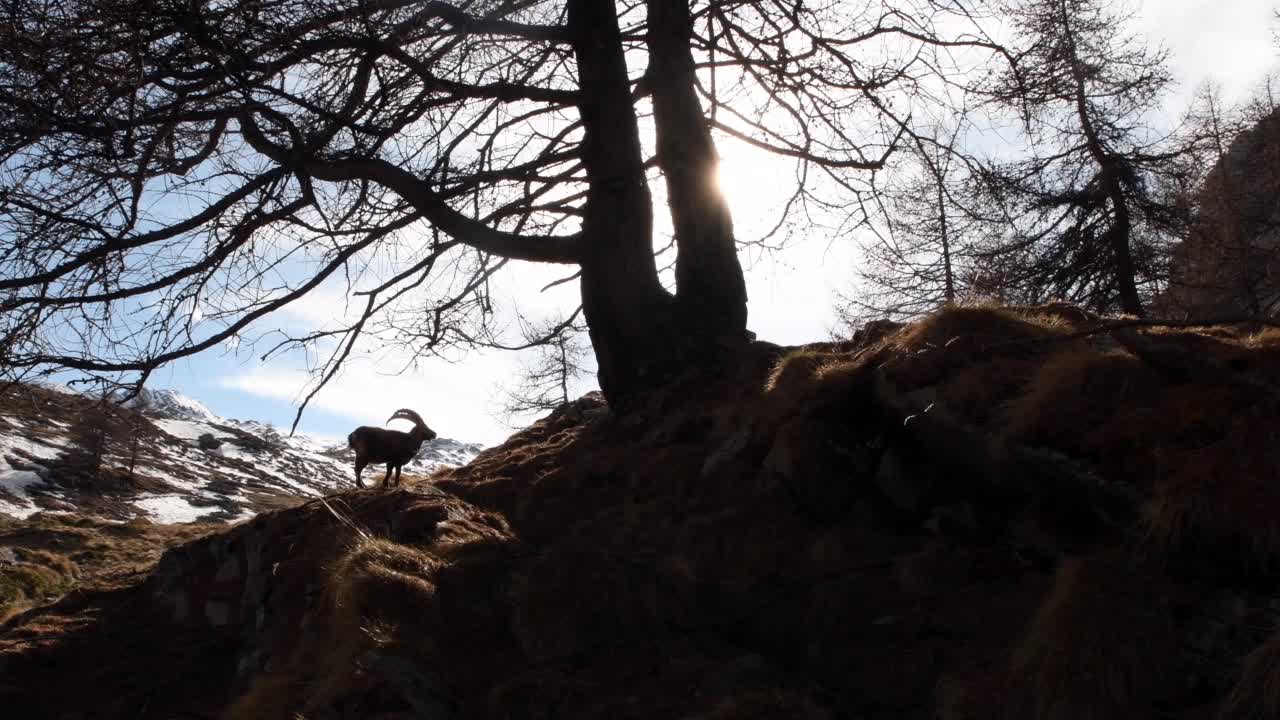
<box><xmin>394</xmin><ymin>465</ymin><xmax>403</xmax><ymax>487</ymax></box>
<box><xmin>355</xmin><ymin>461</ymin><xmax>367</xmax><ymax>489</ymax></box>
<box><xmin>382</xmin><ymin>463</ymin><xmax>394</xmax><ymax>488</ymax></box>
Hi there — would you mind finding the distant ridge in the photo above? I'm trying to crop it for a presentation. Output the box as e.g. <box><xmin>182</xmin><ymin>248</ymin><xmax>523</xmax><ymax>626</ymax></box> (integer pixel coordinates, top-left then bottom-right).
<box><xmin>0</xmin><ymin>384</ymin><xmax>482</xmax><ymax>523</ymax></box>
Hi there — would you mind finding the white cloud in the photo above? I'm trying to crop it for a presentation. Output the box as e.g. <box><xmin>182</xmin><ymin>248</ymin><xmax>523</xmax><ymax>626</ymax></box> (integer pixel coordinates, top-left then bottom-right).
<box><xmin>1137</xmin><ymin>0</ymin><xmax>1278</xmax><ymax>107</ymax></box>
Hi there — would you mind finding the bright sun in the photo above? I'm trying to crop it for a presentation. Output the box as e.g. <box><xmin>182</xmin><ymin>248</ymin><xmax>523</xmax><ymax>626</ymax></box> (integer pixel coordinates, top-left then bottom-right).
<box><xmin>713</xmin><ymin>139</ymin><xmax>782</xmax><ymax>226</ymax></box>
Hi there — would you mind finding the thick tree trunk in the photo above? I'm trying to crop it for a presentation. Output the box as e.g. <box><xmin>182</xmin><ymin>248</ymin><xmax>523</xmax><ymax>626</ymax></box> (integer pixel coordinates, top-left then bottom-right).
<box><xmin>1104</xmin><ymin>179</ymin><xmax>1144</xmax><ymax>316</ymax></box>
<box><xmin>645</xmin><ymin>0</ymin><xmax>750</xmax><ymax>352</ymax></box>
<box><xmin>566</xmin><ymin>0</ymin><xmax>753</xmax><ymax>408</ymax></box>
<box><xmin>566</xmin><ymin>0</ymin><xmax>682</xmax><ymax>407</ymax></box>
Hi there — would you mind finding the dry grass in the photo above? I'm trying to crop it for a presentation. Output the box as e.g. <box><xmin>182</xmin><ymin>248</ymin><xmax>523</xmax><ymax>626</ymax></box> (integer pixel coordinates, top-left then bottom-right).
<box><xmin>226</xmin><ymin>536</ymin><xmax>446</xmax><ymax>719</ymax></box>
<box><xmin>12</xmin><ymin>302</ymin><xmax>1280</xmax><ymax>719</ymax></box>
<box><xmin>1001</xmin><ymin>350</ymin><xmax>1158</xmax><ymax>450</ymax></box>
<box><xmin>1247</xmin><ymin>327</ymin><xmax>1280</xmax><ymax>348</ymax></box>
<box><xmin>927</xmin><ymin>354</ymin><xmax>1036</xmax><ymax>427</ymax></box>
<box><xmin>864</xmin><ymin>306</ymin><xmax>1280</xmax><ymax>574</ymax></box>
<box><xmin>1008</xmin><ymin>300</ymin><xmax>1102</xmax><ymax>328</ymax></box>
<box><xmin>1000</xmin><ymin>552</ymin><xmax>1177</xmax><ymax>720</ymax></box>
<box><xmin>1142</xmin><ymin>417</ymin><xmax>1280</xmax><ymax>569</ymax></box>
<box><xmin>764</xmin><ymin>348</ymin><xmax>845</xmax><ymax>396</ymax></box>
<box><xmin>0</xmin><ymin>553</ymin><xmax>74</xmax><ymax>624</ymax></box>
<box><xmin>1235</xmin><ymin>328</ymin><xmax>1280</xmax><ymax>384</ymax></box>
<box><xmin>1220</xmin><ymin>627</ymin><xmax>1280</xmax><ymax>720</ymax></box>
<box><xmin>935</xmin><ymin>666</ymin><xmax>1011</xmax><ymax>720</ymax></box>
<box><xmin>225</xmin><ymin>492</ymin><xmax>517</xmax><ymax>720</ymax></box>
<box><xmin>874</xmin><ymin>306</ymin><xmax>1084</xmax><ymax>424</ymax></box>
<box><xmin>0</xmin><ymin>513</ymin><xmax>212</xmax><ymax>622</ymax></box>
<box><xmin>890</xmin><ymin>303</ymin><xmax>1066</xmax><ymax>354</ymax></box>
<box><xmin>691</xmin><ymin>689</ymin><xmax>835</xmax><ymax>719</ymax></box>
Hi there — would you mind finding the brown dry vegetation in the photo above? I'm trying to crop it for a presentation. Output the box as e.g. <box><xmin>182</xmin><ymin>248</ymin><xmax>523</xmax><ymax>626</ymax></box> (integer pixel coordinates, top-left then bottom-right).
<box><xmin>3</xmin><ymin>302</ymin><xmax>1280</xmax><ymax>718</ymax></box>
<box><xmin>1002</xmin><ymin>552</ymin><xmax>1179</xmax><ymax>719</ymax></box>
<box><xmin>0</xmin><ymin>513</ymin><xmax>213</xmax><ymax>622</ymax></box>
<box><xmin>1221</xmin><ymin>627</ymin><xmax>1280</xmax><ymax>720</ymax></box>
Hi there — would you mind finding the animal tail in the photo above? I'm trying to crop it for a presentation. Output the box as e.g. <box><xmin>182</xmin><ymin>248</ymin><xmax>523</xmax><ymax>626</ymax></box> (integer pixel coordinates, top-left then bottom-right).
<box><xmin>347</xmin><ymin>431</ymin><xmax>358</xmax><ymax>448</ymax></box>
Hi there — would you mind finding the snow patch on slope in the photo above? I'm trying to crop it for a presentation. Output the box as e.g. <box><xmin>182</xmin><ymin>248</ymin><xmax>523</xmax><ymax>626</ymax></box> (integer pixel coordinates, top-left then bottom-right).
<box><xmin>134</xmin><ymin>495</ymin><xmax>217</xmax><ymax>524</ymax></box>
<box><xmin>152</xmin><ymin>418</ymin><xmax>235</xmax><ymax>442</ymax></box>
<box><xmin>0</xmin><ymin>434</ymin><xmax>68</xmax><ymax>462</ymax></box>
<box><xmin>0</xmin><ymin>470</ymin><xmax>44</xmax><ymax>519</ymax></box>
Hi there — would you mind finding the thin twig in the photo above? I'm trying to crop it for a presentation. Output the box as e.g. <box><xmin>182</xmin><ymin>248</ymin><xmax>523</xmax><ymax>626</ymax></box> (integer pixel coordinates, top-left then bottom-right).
<box><xmin>318</xmin><ymin>496</ymin><xmax>371</xmax><ymax>543</ymax></box>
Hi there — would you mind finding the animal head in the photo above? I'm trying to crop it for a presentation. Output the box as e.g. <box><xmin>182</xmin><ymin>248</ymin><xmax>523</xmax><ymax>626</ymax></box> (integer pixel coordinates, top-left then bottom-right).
<box><xmin>388</xmin><ymin>408</ymin><xmax>437</xmax><ymax>442</ymax></box>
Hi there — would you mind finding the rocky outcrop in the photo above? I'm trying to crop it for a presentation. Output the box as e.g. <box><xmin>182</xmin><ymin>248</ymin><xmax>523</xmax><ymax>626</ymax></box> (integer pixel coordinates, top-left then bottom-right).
<box><xmin>197</xmin><ymin>433</ymin><xmax>223</xmax><ymax>451</ymax></box>
<box><xmin>1165</xmin><ymin>108</ymin><xmax>1280</xmax><ymax>317</ymax></box>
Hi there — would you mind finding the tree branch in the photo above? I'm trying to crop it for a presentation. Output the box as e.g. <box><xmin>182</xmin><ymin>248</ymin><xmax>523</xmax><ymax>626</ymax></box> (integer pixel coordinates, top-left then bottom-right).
<box><xmin>238</xmin><ymin>110</ymin><xmax>583</xmax><ymax>264</ymax></box>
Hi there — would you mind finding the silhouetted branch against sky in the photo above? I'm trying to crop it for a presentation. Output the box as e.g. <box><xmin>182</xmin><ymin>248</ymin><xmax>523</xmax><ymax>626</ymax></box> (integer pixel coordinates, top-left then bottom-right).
<box><xmin>848</xmin><ymin>0</ymin><xmax>1272</xmax><ymax>321</ymax></box>
<box><xmin>0</xmin><ymin>1</ymin><xmax>1005</xmax><ymax>408</ymax></box>
<box><xmin>0</xmin><ymin>0</ymin><xmax>1275</xmax><ymax>442</ymax></box>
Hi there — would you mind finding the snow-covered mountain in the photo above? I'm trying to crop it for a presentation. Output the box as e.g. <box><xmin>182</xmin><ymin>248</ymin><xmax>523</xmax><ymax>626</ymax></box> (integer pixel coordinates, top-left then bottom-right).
<box><xmin>0</xmin><ymin>384</ymin><xmax>482</xmax><ymax>524</ymax></box>
<box><xmin>122</xmin><ymin>387</ymin><xmax>220</xmax><ymax>423</ymax></box>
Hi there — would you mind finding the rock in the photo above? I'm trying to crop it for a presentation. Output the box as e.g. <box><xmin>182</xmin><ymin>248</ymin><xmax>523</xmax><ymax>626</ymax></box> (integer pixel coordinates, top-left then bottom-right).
<box><xmin>509</xmin><ymin>548</ymin><xmax>694</xmax><ymax>663</ymax></box>
<box><xmin>873</xmin><ymin>449</ymin><xmax>928</xmax><ymax>515</ymax></box>
<box><xmin>197</xmin><ymin>433</ymin><xmax>223</xmax><ymax>451</ymax></box>
<box><xmin>697</xmin><ymin>654</ymin><xmax>776</xmax><ymax>700</ymax></box>
<box><xmin>701</xmin><ymin>426</ymin><xmax>752</xmax><ymax>477</ymax></box>
<box><xmin>1164</xmin><ymin>106</ymin><xmax>1280</xmax><ymax>316</ymax></box>
<box><xmin>214</xmin><ymin>554</ymin><xmax>240</xmax><ymax>583</ymax></box>
<box><xmin>763</xmin><ymin>418</ymin><xmax>872</xmax><ymax>521</ymax></box>
<box><xmin>163</xmin><ymin>589</ymin><xmax>189</xmax><ymax>622</ymax></box>
<box><xmin>362</xmin><ymin>651</ymin><xmax>453</xmax><ymax>720</ymax></box>
<box><xmin>205</xmin><ymin>600</ymin><xmax>230</xmax><ymax>627</ymax></box>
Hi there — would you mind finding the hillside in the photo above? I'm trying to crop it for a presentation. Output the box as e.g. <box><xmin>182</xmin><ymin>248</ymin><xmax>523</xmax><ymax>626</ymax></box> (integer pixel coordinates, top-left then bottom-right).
<box><xmin>0</xmin><ymin>385</ymin><xmax>481</xmax><ymax>523</ymax></box>
<box><xmin>4</xmin><ymin>303</ymin><xmax>1280</xmax><ymax>718</ymax></box>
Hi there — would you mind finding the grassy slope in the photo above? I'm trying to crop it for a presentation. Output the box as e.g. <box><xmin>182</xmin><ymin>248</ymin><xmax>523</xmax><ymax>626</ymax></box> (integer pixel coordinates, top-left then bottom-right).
<box><xmin>0</xmin><ymin>513</ymin><xmax>213</xmax><ymax>623</ymax></box>
<box><xmin>5</xmin><ymin>303</ymin><xmax>1280</xmax><ymax>719</ymax></box>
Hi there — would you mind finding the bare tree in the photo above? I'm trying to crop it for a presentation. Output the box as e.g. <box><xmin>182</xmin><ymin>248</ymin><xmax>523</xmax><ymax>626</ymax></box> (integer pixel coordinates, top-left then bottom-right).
<box><xmin>0</xmin><ymin>0</ymin><xmax>1005</xmax><ymax>420</ymax></box>
<box><xmin>499</xmin><ymin>313</ymin><xmax>589</xmax><ymax>420</ymax></box>
<box><xmin>975</xmin><ymin>0</ymin><xmax>1192</xmax><ymax>315</ymax></box>
<box><xmin>66</xmin><ymin>396</ymin><xmax>129</xmax><ymax>474</ymax></box>
<box><xmin>120</xmin><ymin>393</ymin><xmax>153</xmax><ymax>479</ymax></box>
<box><xmin>1241</xmin><ymin>72</ymin><xmax>1280</xmax><ymax>124</ymax></box>
<box><xmin>850</xmin><ymin>110</ymin><xmax>994</xmax><ymax>321</ymax></box>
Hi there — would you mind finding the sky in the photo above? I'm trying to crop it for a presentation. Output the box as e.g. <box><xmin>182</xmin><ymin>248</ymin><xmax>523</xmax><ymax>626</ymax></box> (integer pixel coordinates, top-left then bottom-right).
<box><xmin>139</xmin><ymin>0</ymin><xmax>1280</xmax><ymax>447</ymax></box>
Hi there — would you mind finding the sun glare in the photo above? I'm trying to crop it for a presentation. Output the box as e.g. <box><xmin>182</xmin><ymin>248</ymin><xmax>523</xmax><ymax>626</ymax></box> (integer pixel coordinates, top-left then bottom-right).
<box><xmin>714</xmin><ymin>140</ymin><xmax>780</xmax><ymax>225</ymax></box>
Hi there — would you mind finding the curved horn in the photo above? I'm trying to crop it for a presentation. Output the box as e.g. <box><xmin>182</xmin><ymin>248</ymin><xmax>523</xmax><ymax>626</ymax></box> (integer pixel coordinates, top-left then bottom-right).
<box><xmin>387</xmin><ymin>408</ymin><xmax>426</xmax><ymax>430</ymax></box>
